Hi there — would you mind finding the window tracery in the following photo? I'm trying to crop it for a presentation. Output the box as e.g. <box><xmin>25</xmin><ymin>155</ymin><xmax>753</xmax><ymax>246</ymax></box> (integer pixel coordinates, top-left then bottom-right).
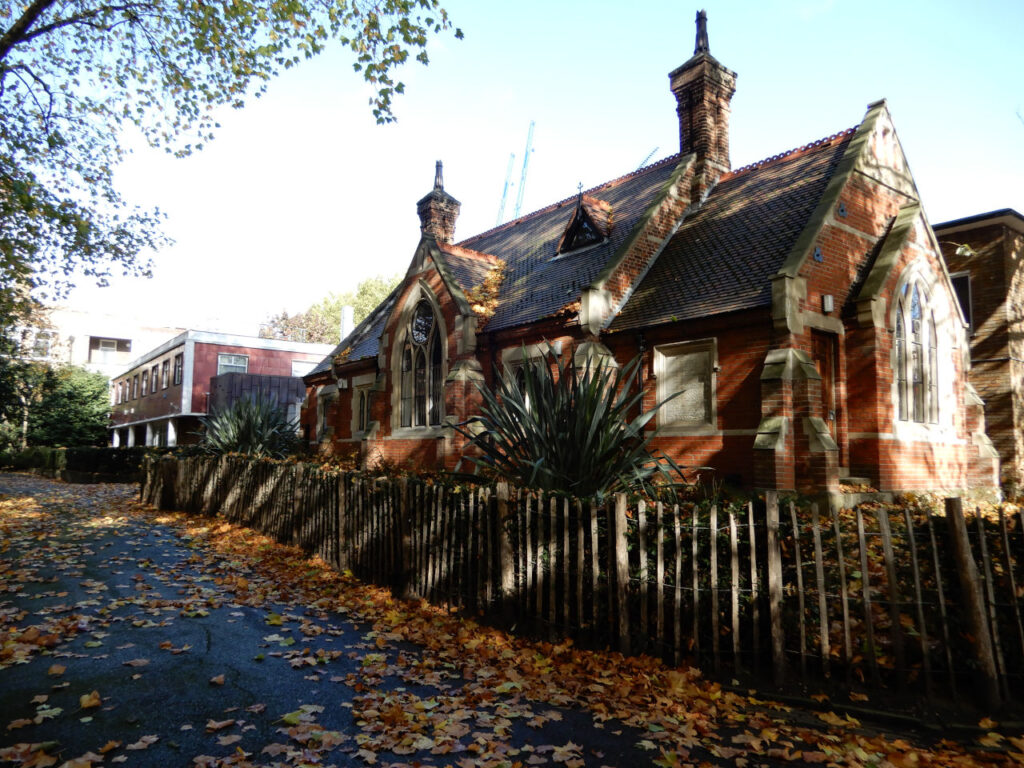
<box><xmin>399</xmin><ymin>298</ymin><xmax>443</xmax><ymax>428</ymax></box>
<box><xmin>894</xmin><ymin>279</ymin><xmax>939</xmax><ymax>424</ymax></box>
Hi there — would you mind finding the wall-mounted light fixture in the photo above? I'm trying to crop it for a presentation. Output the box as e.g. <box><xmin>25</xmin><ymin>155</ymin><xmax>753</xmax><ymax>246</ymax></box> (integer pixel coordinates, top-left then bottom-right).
<box><xmin>822</xmin><ymin>294</ymin><xmax>835</xmax><ymax>314</ymax></box>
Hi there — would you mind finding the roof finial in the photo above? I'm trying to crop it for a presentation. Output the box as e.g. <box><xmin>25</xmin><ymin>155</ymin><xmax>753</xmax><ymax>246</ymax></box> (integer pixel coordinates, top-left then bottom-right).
<box><xmin>434</xmin><ymin>160</ymin><xmax>444</xmax><ymax>190</ymax></box>
<box><xmin>694</xmin><ymin>9</ymin><xmax>709</xmax><ymax>55</ymax></box>
<box><xmin>575</xmin><ymin>182</ymin><xmax>583</xmax><ymax>209</ymax></box>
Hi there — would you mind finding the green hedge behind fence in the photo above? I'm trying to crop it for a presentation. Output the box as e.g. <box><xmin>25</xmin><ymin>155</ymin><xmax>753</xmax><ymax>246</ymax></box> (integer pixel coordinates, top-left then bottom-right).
<box><xmin>0</xmin><ymin>446</ymin><xmax>157</xmax><ymax>482</ymax></box>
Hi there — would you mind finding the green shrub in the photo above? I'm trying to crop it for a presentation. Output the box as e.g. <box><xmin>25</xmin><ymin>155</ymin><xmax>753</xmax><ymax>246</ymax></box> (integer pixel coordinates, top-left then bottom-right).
<box><xmin>198</xmin><ymin>395</ymin><xmax>298</xmax><ymax>459</ymax></box>
<box><xmin>0</xmin><ymin>446</ymin><xmax>63</xmax><ymax>472</ymax></box>
<box><xmin>27</xmin><ymin>366</ymin><xmax>110</xmax><ymax>447</ymax></box>
<box><xmin>64</xmin><ymin>446</ymin><xmax>153</xmax><ymax>475</ymax></box>
<box><xmin>456</xmin><ymin>345</ymin><xmax>683</xmax><ymax>498</ymax></box>
<box><xmin>0</xmin><ymin>445</ymin><xmax>158</xmax><ymax>480</ymax></box>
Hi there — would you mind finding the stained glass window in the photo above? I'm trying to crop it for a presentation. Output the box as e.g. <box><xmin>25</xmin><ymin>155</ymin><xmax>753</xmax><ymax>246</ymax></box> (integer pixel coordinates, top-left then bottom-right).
<box><xmin>400</xmin><ymin>299</ymin><xmax>443</xmax><ymax>427</ymax></box>
<box><xmin>894</xmin><ymin>278</ymin><xmax>941</xmax><ymax>425</ymax></box>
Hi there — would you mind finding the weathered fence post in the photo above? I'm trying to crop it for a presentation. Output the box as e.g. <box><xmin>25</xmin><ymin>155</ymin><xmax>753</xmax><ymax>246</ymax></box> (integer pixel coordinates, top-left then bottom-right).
<box><xmin>291</xmin><ymin>464</ymin><xmax>306</xmax><ymax>547</ymax></box>
<box><xmin>140</xmin><ymin>456</ymin><xmax>152</xmax><ymax>502</ymax></box>
<box><xmin>876</xmin><ymin>506</ymin><xmax>906</xmax><ymax>680</ymax></box>
<box><xmin>810</xmin><ymin>503</ymin><xmax>831</xmax><ymax>679</ymax></box>
<box><xmin>159</xmin><ymin>456</ymin><xmax>178</xmax><ymax>511</ymax></box>
<box><xmin>945</xmin><ymin>497</ymin><xmax>1000</xmax><ymax>709</ymax></box>
<box><xmin>337</xmin><ymin>474</ymin><xmax>349</xmax><ymax>572</ymax></box>
<box><xmin>496</xmin><ymin>482</ymin><xmax>515</xmax><ymax>622</ymax></box>
<box><xmin>395</xmin><ymin>477</ymin><xmax>416</xmax><ymax>600</ymax></box>
<box><xmin>765</xmin><ymin>490</ymin><xmax>785</xmax><ymax>686</ymax></box>
<box><xmin>613</xmin><ymin>493</ymin><xmax>631</xmax><ymax>656</ymax></box>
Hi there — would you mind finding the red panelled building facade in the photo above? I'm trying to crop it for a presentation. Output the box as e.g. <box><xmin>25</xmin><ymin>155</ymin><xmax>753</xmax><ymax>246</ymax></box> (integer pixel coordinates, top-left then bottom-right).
<box><xmin>303</xmin><ymin>15</ymin><xmax>999</xmax><ymax>498</ymax></box>
<box><xmin>110</xmin><ymin>330</ymin><xmax>331</xmax><ymax>448</ymax></box>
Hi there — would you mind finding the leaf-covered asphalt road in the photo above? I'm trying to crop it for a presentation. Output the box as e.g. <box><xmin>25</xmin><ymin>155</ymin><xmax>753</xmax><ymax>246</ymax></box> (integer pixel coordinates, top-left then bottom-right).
<box><xmin>1</xmin><ymin>473</ymin><xmax>1021</xmax><ymax>768</ymax></box>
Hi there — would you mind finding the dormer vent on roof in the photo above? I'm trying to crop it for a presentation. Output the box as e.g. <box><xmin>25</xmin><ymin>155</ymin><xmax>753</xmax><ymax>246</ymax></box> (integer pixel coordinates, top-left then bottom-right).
<box><xmin>668</xmin><ymin>10</ymin><xmax>737</xmax><ymax>197</ymax></box>
<box><xmin>557</xmin><ymin>191</ymin><xmax>613</xmax><ymax>255</ymax></box>
<box><xmin>417</xmin><ymin>160</ymin><xmax>461</xmax><ymax>244</ymax></box>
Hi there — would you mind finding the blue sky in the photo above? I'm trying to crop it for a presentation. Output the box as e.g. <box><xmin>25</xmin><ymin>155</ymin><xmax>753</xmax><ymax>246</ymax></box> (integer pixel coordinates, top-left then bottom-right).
<box><xmin>69</xmin><ymin>0</ymin><xmax>1024</xmax><ymax>335</ymax></box>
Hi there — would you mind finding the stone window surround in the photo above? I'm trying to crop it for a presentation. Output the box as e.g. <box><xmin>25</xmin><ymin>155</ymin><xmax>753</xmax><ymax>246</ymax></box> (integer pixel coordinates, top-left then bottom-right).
<box><xmin>350</xmin><ymin>372</ymin><xmax>376</xmax><ymax>437</ymax></box>
<box><xmin>316</xmin><ymin>383</ymin><xmax>337</xmax><ymax>442</ymax></box>
<box><xmin>654</xmin><ymin>337</ymin><xmax>719</xmax><ymax>436</ymax></box>
<box><xmin>390</xmin><ymin>282</ymin><xmax>448</xmax><ymax>438</ymax></box>
<box><xmin>889</xmin><ymin>263</ymin><xmax>961</xmax><ymax>442</ymax></box>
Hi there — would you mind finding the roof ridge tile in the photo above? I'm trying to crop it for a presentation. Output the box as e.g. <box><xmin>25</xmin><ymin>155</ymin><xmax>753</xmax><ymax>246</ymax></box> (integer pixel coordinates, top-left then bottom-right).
<box><xmin>459</xmin><ymin>153</ymin><xmax>682</xmax><ymax>245</ymax></box>
<box><xmin>725</xmin><ymin>128</ymin><xmax>857</xmax><ymax>179</ymax></box>
<box><xmin>439</xmin><ymin>243</ymin><xmax>502</xmax><ymax>264</ymax></box>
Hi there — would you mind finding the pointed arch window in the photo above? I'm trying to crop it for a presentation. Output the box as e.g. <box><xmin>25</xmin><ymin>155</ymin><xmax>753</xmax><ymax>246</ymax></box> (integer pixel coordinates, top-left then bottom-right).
<box><xmin>400</xmin><ymin>348</ymin><xmax>413</xmax><ymax>427</ymax></box>
<box><xmin>894</xmin><ymin>279</ymin><xmax>939</xmax><ymax>425</ymax></box>
<box><xmin>895</xmin><ymin>314</ymin><xmax>907</xmax><ymax>421</ymax></box>
<box><xmin>357</xmin><ymin>390</ymin><xmax>368</xmax><ymax>433</ymax></box>
<box><xmin>400</xmin><ymin>299</ymin><xmax>443</xmax><ymax>428</ymax></box>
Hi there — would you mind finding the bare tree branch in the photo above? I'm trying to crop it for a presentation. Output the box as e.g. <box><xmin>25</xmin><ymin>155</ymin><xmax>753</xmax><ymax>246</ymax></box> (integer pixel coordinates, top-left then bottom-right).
<box><xmin>0</xmin><ymin>0</ymin><xmax>58</xmax><ymax>62</ymax></box>
<box><xmin>16</xmin><ymin>3</ymin><xmax>160</xmax><ymax>48</ymax></box>
<box><xmin>6</xmin><ymin>63</ymin><xmax>56</xmax><ymax>129</ymax></box>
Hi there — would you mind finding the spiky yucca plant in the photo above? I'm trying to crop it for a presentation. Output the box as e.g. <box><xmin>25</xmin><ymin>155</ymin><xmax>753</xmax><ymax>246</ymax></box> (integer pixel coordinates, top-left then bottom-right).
<box><xmin>198</xmin><ymin>395</ymin><xmax>298</xmax><ymax>459</ymax></box>
<box><xmin>457</xmin><ymin>345</ymin><xmax>681</xmax><ymax>498</ymax></box>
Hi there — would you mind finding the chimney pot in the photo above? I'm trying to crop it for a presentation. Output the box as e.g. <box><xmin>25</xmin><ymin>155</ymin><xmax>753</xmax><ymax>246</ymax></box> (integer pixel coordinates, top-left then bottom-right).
<box><xmin>668</xmin><ymin>11</ymin><xmax>736</xmax><ymax>197</ymax></box>
<box><xmin>340</xmin><ymin>305</ymin><xmax>355</xmax><ymax>341</ymax></box>
<box><xmin>417</xmin><ymin>161</ymin><xmax>461</xmax><ymax>244</ymax></box>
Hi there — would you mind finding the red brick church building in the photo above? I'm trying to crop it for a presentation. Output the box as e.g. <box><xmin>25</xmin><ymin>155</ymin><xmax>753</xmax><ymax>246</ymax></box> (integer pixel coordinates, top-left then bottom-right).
<box><xmin>303</xmin><ymin>13</ymin><xmax>998</xmax><ymax>496</ymax></box>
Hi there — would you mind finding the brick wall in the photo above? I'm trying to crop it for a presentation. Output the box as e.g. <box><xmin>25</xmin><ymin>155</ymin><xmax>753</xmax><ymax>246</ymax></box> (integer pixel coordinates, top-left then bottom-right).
<box><xmin>304</xmin><ymin>116</ymin><xmax>1000</xmax><ymax>496</ymax></box>
<box><xmin>941</xmin><ymin>221</ymin><xmax>1024</xmax><ymax>490</ymax></box>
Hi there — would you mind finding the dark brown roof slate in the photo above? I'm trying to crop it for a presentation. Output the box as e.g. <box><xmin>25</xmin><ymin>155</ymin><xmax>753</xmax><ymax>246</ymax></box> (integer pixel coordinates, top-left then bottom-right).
<box><xmin>459</xmin><ymin>156</ymin><xmax>682</xmax><ymax>331</ymax></box>
<box><xmin>609</xmin><ymin>130</ymin><xmax>855</xmax><ymax>332</ymax></box>
<box><xmin>438</xmin><ymin>245</ymin><xmax>502</xmax><ymax>295</ymax></box>
<box><xmin>305</xmin><ymin>284</ymin><xmax>402</xmax><ymax>379</ymax></box>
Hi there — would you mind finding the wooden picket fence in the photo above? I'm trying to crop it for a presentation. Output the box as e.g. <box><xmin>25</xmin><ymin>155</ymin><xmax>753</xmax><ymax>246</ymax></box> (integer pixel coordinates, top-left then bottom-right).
<box><xmin>141</xmin><ymin>454</ymin><xmax>1024</xmax><ymax>710</ymax></box>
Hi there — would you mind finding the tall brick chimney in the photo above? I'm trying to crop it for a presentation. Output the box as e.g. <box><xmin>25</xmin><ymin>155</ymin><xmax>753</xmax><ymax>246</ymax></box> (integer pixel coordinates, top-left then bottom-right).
<box><xmin>417</xmin><ymin>161</ymin><xmax>461</xmax><ymax>244</ymax></box>
<box><xmin>669</xmin><ymin>10</ymin><xmax>737</xmax><ymax>198</ymax></box>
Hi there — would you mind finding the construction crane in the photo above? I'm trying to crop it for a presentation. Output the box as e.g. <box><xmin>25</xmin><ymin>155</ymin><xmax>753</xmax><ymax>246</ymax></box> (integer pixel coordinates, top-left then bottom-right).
<box><xmin>513</xmin><ymin>120</ymin><xmax>535</xmax><ymax>219</ymax></box>
<box><xmin>636</xmin><ymin>146</ymin><xmax>659</xmax><ymax>171</ymax></box>
<box><xmin>495</xmin><ymin>153</ymin><xmax>515</xmax><ymax>226</ymax></box>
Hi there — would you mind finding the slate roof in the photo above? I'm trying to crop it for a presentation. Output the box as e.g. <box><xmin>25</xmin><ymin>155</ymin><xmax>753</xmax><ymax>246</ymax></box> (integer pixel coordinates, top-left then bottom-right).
<box><xmin>610</xmin><ymin>130</ymin><xmax>855</xmax><ymax>332</ymax></box>
<box><xmin>306</xmin><ymin>284</ymin><xmax>402</xmax><ymax>378</ymax></box>
<box><xmin>313</xmin><ymin>124</ymin><xmax>857</xmax><ymax>380</ymax></box>
<box><xmin>457</xmin><ymin>156</ymin><xmax>682</xmax><ymax>331</ymax></box>
<box><xmin>439</xmin><ymin>245</ymin><xmax>501</xmax><ymax>295</ymax></box>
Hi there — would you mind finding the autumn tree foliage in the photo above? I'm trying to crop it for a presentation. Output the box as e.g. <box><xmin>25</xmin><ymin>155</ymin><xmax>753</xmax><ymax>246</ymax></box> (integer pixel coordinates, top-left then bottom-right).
<box><xmin>260</xmin><ymin>273</ymin><xmax>400</xmax><ymax>344</ymax></box>
<box><xmin>0</xmin><ymin>1</ymin><xmax>460</xmax><ymax>321</ymax></box>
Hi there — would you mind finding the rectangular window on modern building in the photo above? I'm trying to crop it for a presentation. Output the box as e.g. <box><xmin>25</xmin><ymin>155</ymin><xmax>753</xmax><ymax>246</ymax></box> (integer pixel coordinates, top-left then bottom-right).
<box><xmin>291</xmin><ymin>360</ymin><xmax>316</xmax><ymax>377</ymax></box>
<box><xmin>217</xmin><ymin>353</ymin><xmax>248</xmax><ymax>375</ymax></box>
<box><xmin>92</xmin><ymin>338</ymin><xmax>118</xmax><ymax>365</ymax></box>
<box><xmin>150</xmin><ymin>365</ymin><xmax>159</xmax><ymax>394</ymax></box>
<box><xmin>131</xmin><ymin>375</ymin><xmax>139</xmax><ymax>399</ymax></box>
<box><xmin>172</xmin><ymin>354</ymin><xmax>183</xmax><ymax>385</ymax></box>
<box><xmin>141</xmin><ymin>371</ymin><xmax>149</xmax><ymax>395</ymax></box>
<box><xmin>162</xmin><ymin>360</ymin><xmax>170</xmax><ymax>389</ymax></box>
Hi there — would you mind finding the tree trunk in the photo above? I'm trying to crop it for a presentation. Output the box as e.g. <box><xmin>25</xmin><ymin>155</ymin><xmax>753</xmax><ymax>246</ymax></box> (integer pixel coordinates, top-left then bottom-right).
<box><xmin>18</xmin><ymin>393</ymin><xmax>29</xmax><ymax>450</ymax></box>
